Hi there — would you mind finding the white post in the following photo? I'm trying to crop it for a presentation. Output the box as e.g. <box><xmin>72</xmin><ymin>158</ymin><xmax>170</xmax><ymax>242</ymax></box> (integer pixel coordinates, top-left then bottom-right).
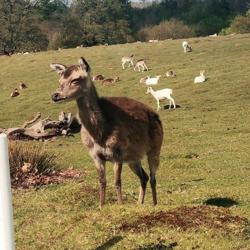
<box><xmin>0</xmin><ymin>133</ymin><xmax>15</xmax><ymax>250</ymax></box>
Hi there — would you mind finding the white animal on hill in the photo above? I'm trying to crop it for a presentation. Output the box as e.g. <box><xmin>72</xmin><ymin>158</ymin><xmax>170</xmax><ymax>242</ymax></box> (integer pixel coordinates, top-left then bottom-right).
<box><xmin>194</xmin><ymin>70</ymin><xmax>206</xmax><ymax>83</ymax></box>
<box><xmin>134</xmin><ymin>59</ymin><xmax>148</xmax><ymax>72</ymax></box>
<box><xmin>145</xmin><ymin>75</ymin><xmax>161</xmax><ymax>86</ymax></box>
<box><xmin>121</xmin><ymin>55</ymin><xmax>134</xmax><ymax>69</ymax></box>
<box><xmin>10</xmin><ymin>88</ymin><xmax>20</xmax><ymax>98</ymax></box>
<box><xmin>19</xmin><ymin>82</ymin><xmax>28</xmax><ymax>89</ymax></box>
<box><xmin>166</xmin><ymin>71</ymin><xmax>176</xmax><ymax>77</ymax></box>
<box><xmin>139</xmin><ymin>76</ymin><xmax>149</xmax><ymax>84</ymax></box>
<box><xmin>149</xmin><ymin>40</ymin><xmax>159</xmax><ymax>43</ymax></box>
<box><xmin>146</xmin><ymin>87</ymin><xmax>176</xmax><ymax>111</ymax></box>
<box><xmin>182</xmin><ymin>41</ymin><xmax>192</xmax><ymax>53</ymax></box>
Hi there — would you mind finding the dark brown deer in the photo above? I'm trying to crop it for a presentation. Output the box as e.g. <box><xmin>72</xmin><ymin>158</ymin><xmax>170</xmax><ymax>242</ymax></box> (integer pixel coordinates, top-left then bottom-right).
<box><xmin>50</xmin><ymin>58</ymin><xmax>163</xmax><ymax>207</ymax></box>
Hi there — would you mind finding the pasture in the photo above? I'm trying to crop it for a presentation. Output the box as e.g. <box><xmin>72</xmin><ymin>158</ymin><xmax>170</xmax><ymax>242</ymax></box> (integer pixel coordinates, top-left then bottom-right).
<box><xmin>0</xmin><ymin>34</ymin><xmax>250</xmax><ymax>249</ymax></box>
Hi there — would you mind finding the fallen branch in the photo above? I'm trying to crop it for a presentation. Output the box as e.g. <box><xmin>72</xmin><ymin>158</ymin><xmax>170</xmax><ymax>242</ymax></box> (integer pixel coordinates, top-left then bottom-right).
<box><xmin>0</xmin><ymin>112</ymin><xmax>81</xmax><ymax>141</ymax></box>
<box><xmin>22</xmin><ymin>112</ymin><xmax>41</xmax><ymax>128</ymax></box>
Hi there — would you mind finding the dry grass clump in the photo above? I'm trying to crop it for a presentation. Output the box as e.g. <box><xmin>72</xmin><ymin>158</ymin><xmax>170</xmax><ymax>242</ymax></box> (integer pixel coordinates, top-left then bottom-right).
<box><xmin>9</xmin><ymin>141</ymin><xmax>82</xmax><ymax>188</ymax></box>
<box><xmin>9</xmin><ymin>141</ymin><xmax>58</xmax><ymax>188</ymax></box>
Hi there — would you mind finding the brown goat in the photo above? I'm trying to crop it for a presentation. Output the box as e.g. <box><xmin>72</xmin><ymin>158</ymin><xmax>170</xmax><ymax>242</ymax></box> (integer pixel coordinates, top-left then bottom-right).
<box><xmin>50</xmin><ymin>58</ymin><xmax>163</xmax><ymax>207</ymax></box>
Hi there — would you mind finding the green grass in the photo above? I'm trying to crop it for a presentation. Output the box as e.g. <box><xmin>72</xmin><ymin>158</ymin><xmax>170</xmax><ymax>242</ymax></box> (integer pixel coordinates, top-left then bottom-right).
<box><xmin>1</xmin><ymin>34</ymin><xmax>250</xmax><ymax>249</ymax></box>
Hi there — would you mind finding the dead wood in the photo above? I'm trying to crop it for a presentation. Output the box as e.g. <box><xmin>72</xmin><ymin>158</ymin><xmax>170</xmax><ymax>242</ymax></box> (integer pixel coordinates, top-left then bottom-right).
<box><xmin>22</xmin><ymin>112</ymin><xmax>41</xmax><ymax>128</ymax></box>
<box><xmin>0</xmin><ymin>112</ymin><xmax>81</xmax><ymax>141</ymax></box>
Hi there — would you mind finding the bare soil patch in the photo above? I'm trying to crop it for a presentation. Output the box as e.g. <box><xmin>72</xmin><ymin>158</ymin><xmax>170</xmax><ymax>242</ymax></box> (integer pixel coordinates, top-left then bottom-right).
<box><xmin>119</xmin><ymin>205</ymin><xmax>249</xmax><ymax>233</ymax></box>
<box><xmin>12</xmin><ymin>168</ymin><xmax>83</xmax><ymax>189</ymax></box>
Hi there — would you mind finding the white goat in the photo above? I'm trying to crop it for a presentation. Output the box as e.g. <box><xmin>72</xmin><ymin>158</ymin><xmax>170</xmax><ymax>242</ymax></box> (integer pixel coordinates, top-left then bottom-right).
<box><xmin>121</xmin><ymin>55</ymin><xmax>134</xmax><ymax>69</ymax></box>
<box><xmin>146</xmin><ymin>87</ymin><xmax>176</xmax><ymax>111</ymax></box>
<box><xmin>145</xmin><ymin>75</ymin><xmax>161</xmax><ymax>86</ymax></box>
<box><xmin>134</xmin><ymin>59</ymin><xmax>148</xmax><ymax>72</ymax></box>
<box><xmin>182</xmin><ymin>41</ymin><xmax>192</xmax><ymax>53</ymax></box>
<box><xmin>194</xmin><ymin>70</ymin><xmax>206</xmax><ymax>83</ymax></box>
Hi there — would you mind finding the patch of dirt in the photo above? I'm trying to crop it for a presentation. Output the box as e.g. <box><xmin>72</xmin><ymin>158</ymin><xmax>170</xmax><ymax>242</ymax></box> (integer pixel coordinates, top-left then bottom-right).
<box><xmin>119</xmin><ymin>205</ymin><xmax>249</xmax><ymax>233</ymax></box>
<box><xmin>136</xmin><ymin>241</ymin><xmax>177</xmax><ymax>250</ymax></box>
<box><xmin>12</xmin><ymin>168</ymin><xmax>83</xmax><ymax>189</ymax></box>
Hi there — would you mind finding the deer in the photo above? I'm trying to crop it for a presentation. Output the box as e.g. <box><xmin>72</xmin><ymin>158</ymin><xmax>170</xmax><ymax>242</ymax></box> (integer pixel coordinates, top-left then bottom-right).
<box><xmin>146</xmin><ymin>87</ymin><xmax>176</xmax><ymax>111</ymax></box>
<box><xmin>182</xmin><ymin>41</ymin><xmax>192</xmax><ymax>53</ymax></box>
<box><xmin>10</xmin><ymin>88</ymin><xmax>20</xmax><ymax>98</ymax></box>
<box><xmin>92</xmin><ymin>74</ymin><xmax>105</xmax><ymax>81</ymax></box>
<box><xmin>50</xmin><ymin>58</ymin><xmax>163</xmax><ymax>208</ymax></box>
<box><xmin>145</xmin><ymin>75</ymin><xmax>161</xmax><ymax>86</ymax></box>
<box><xmin>102</xmin><ymin>76</ymin><xmax>120</xmax><ymax>85</ymax></box>
<box><xmin>134</xmin><ymin>59</ymin><xmax>149</xmax><ymax>72</ymax></box>
<box><xmin>194</xmin><ymin>70</ymin><xmax>206</xmax><ymax>83</ymax></box>
<box><xmin>19</xmin><ymin>81</ymin><xmax>28</xmax><ymax>89</ymax></box>
<box><xmin>166</xmin><ymin>71</ymin><xmax>176</xmax><ymax>78</ymax></box>
<box><xmin>121</xmin><ymin>55</ymin><xmax>134</xmax><ymax>69</ymax></box>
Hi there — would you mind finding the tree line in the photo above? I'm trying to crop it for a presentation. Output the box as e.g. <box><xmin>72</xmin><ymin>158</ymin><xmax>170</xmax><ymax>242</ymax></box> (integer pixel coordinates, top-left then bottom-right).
<box><xmin>0</xmin><ymin>0</ymin><xmax>250</xmax><ymax>54</ymax></box>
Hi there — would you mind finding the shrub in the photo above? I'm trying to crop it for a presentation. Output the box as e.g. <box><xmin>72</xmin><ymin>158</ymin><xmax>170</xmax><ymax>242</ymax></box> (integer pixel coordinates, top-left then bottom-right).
<box><xmin>228</xmin><ymin>15</ymin><xmax>250</xmax><ymax>34</ymax></box>
<box><xmin>220</xmin><ymin>13</ymin><xmax>250</xmax><ymax>35</ymax></box>
<box><xmin>9</xmin><ymin>141</ymin><xmax>58</xmax><ymax>182</ymax></box>
<box><xmin>195</xmin><ymin>16</ymin><xmax>229</xmax><ymax>36</ymax></box>
<box><xmin>137</xmin><ymin>19</ymin><xmax>194</xmax><ymax>41</ymax></box>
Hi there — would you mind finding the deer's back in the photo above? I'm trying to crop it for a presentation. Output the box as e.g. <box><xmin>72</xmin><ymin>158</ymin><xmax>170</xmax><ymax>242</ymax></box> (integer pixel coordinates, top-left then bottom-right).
<box><xmin>98</xmin><ymin>97</ymin><xmax>163</xmax><ymax>161</ymax></box>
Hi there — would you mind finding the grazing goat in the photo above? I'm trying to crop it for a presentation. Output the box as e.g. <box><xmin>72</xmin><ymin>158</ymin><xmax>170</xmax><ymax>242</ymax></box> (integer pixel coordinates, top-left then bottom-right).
<box><xmin>166</xmin><ymin>71</ymin><xmax>176</xmax><ymax>78</ymax></box>
<box><xmin>93</xmin><ymin>74</ymin><xmax>105</xmax><ymax>81</ymax></box>
<box><xmin>134</xmin><ymin>59</ymin><xmax>148</xmax><ymax>72</ymax></box>
<box><xmin>182</xmin><ymin>41</ymin><xmax>192</xmax><ymax>53</ymax></box>
<box><xmin>51</xmin><ymin>58</ymin><xmax>163</xmax><ymax>207</ymax></box>
<box><xmin>121</xmin><ymin>55</ymin><xmax>134</xmax><ymax>69</ymax></box>
<box><xmin>146</xmin><ymin>87</ymin><xmax>176</xmax><ymax>111</ymax></box>
<box><xmin>102</xmin><ymin>76</ymin><xmax>120</xmax><ymax>85</ymax></box>
<box><xmin>10</xmin><ymin>89</ymin><xmax>20</xmax><ymax>98</ymax></box>
<box><xmin>194</xmin><ymin>71</ymin><xmax>206</xmax><ymax>83</ymax></box>
<box><xmin>145</xmin><ymin>75</ymin><xmax>161</xmax><ymax>86</ymax></box>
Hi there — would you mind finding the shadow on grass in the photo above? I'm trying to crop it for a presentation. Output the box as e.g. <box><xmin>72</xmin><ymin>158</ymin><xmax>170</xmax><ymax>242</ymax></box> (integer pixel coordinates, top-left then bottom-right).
<box><xmin>95</xmin><ymin>236</ymin><xmax>123</xmax><ymax>250</ymax></box>
<box><xmin>136</xmin><ymin>242</ymin><xmax>178</xmax><ymax>250</ymax></box>
<box><xmin>163</xmin><ymin>104</ymin><xmax>181</xmax><ymax>110</ymax></box>
<box><xmin>204</xmin><ymin>197</ymin><xmax>238</xmax><ymax>208</ymax></box>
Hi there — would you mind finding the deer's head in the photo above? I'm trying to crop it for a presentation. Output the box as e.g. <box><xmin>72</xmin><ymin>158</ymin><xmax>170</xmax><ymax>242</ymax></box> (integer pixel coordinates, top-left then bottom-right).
<box><xmin>200</xmin><ymin>70</ymin><xmax>205</xmax><ymax>76</ymax></box>
<box><xmin>146</xmin><ymin>87</ymin><xmax>152</xmax><ymax>94</ymax></box>
<box><xmin>50</xmin><ymin>57</ymin><xmax>91</xmax><ymax>103</ymax></box>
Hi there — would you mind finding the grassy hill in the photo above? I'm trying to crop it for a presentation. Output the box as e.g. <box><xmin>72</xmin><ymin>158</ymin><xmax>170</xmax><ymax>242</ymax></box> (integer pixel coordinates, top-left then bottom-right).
<box><xmin>0</xmin><ymin>34</ymin><xmax>250</xmax><ymax>249</ymax></box>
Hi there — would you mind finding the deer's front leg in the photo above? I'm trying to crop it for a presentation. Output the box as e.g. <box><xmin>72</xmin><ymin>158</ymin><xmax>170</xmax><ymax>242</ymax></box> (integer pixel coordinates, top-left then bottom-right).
<box><xmin>113</xmin><ymin>162</ymin><xmax>123</xmax><ymax>204</ymax></box>
<box><xmin>94</xmin><ymin>158</ymin><xmax>106</xmax><ymax>208</ymax></box>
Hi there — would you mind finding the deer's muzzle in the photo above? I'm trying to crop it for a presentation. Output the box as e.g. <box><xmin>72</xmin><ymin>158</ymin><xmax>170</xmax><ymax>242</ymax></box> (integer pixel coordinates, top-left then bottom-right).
<box><xmin>52</xmin><ymin>92</ymin><xmax>66</xmax><ymax>102</ymax></box>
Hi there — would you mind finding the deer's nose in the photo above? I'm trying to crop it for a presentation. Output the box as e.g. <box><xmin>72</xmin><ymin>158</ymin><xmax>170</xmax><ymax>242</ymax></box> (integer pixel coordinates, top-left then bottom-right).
<box><xmin>52</xmin><ymin>92</ymin><xmax>60</xmax><ymax>102</ymax></box>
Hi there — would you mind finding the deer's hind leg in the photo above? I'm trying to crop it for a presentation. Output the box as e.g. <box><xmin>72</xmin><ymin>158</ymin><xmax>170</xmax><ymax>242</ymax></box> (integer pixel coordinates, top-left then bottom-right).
<box><xmin>147</xmin><ymin>150</ymin><xmax>160</xmax><ymax>205</ymax></box>
<box><xmin>128</xmin><ymin>161</ymin><xmax>149</xmax><ymax>204</ymax></box>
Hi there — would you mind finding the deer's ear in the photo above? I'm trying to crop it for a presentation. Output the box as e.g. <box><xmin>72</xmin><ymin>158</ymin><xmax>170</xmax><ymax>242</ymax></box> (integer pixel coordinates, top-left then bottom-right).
<box><xmin>50</xmin><ymin>63</ymin><xmax>66</xmax><ymax>75</ymax></box>
<box><xmin>78</xmin><ymin>57</ymin><xmax>91</xmax><ymax>73</ymax></box>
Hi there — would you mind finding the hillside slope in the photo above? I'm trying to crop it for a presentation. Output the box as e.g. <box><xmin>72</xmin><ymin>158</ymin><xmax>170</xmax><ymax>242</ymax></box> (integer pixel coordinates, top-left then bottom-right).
<box><xmin>0</xmin><ymin>34</ymin><xmax>250</xmax><ymax>249</ymax></box>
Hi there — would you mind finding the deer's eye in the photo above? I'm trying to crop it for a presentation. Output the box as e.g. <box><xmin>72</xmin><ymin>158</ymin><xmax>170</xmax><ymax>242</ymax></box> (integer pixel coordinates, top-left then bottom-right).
<box><xmin>70</xmin><ymin>77</ymin><xmax>81</xmax><ymax>85</ymax></box>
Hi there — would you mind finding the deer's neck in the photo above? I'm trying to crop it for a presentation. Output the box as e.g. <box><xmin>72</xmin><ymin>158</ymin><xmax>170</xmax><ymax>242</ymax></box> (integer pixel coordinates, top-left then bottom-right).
<box><xmin>150</xmin><ymin>90</ymin><xmax>156</xmax><ymax>97</ymax></box>
<box><xmin>76</xmin><ymin>86</ymin><xmax>106</xmax><ymax>143</ymax></box>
